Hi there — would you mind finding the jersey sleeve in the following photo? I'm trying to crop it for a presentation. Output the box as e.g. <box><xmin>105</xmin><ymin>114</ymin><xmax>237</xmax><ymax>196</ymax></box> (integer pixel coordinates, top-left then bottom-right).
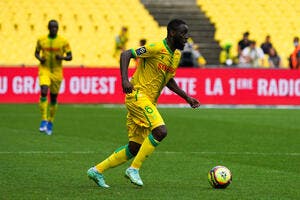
<box><xmin>131</xmin><ymin>43</ymin><xmax>159</xmax><ymax>58</ymax></box>
<box><xmin>36</xmin><ymin>39</ymin><xmax>42</xmax><ymax>51</ymax></box>
<box><xmin>63</xmin><ymin>39</ymin><xmax>71</xmax><ymax>53</ymax></box>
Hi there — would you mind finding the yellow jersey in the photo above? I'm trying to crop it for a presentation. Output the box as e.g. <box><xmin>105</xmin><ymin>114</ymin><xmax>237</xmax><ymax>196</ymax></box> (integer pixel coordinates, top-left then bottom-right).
<box><xmin>115</xmin><ymin>32</ymin><xmax>128</xmax><ymax>50</ymax></box>
<box><xmin>36</xmin><ymin>35</ymin><xmax>71</xmax><ymax>71</ymax></box>
<box><xmin>130</xmin><ymin>39</ymin><xmax>181</xmax><ymax>103</ymax></box>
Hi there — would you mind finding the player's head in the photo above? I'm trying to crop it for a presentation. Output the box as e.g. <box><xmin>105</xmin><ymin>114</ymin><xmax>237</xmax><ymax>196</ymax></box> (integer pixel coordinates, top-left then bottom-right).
<box><xmin>139</xmin><ymin>39</ymin><xmax>147</xmax><ymax>46</ymax></box>
<box><xmin>243</xmin><ymin>31</ymin><xmax>249</xmax><ymax>38</ymax></box>
<box><xmin>249</xmin><ymin>40</ymin><xmax>256</xmax><ymax>49</ymax></box>
<box><xmin>167</xmin><ymin>19</ymin><xmax>188</xmax><ymax>50</ymax></box>
<box><xmin>293</xmin><ymin>37</ymin><xmax>299</xmax><ymax>47</ymax></box>
<box><xmin>48</xmin><ymin>19</ymin><xmax>59</xmax><ymax>37</ymax></box>
<box><xmin>121</xmin><ymin>26</ymin><xmax>128</xmax><ymax>34</ymax></box>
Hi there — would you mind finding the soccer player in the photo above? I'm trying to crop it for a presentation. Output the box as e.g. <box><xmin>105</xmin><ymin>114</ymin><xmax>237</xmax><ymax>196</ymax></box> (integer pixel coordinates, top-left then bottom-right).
<box><xmin>35</xmin><ymin>19</ymin><xmax>72</xmax><ymax>135</ymax></box>
<box><xmin>87</xmin><ymin>19</ymin><xmax>200</xmax><ymax>188</ymax></box>
<box><xmin>113</xmin><ymin>26</ymin><xmax>129</xmax><ymax>58</ymax></box>
<box><xmin>134</xmin><ymin>39</ymin><xmax>147</xmax><ymax>67</ymax></box>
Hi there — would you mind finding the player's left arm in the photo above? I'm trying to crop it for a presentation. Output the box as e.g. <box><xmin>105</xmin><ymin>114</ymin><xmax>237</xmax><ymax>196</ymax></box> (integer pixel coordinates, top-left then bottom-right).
<box><xmin>166</xmin><ymin>78</ymin><xmax>200</xmax><ymax>108</ymax></box>
<box><xmin>56</xmin><ymin>51</ymin><xmax>72</xmax><ymax>61</ymax></box>
<box><xmin>56</xmin><ymin>40</ymin><xmax>72</xmax><ymax>61</ymax></box>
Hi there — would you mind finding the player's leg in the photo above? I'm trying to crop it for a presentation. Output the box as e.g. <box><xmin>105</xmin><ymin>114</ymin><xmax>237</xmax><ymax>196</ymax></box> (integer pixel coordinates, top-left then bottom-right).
<box><xmin>38</xmin><ymin>69</ymin><xmax>51</xmax><ymax>132</ymax></box>
<box><xmin>87</xmin><ymin>114</ymin><xmax>141</xmax><ymax>188</ymax></box>
<box><xmin>125</xmin><ymin>126</ymin><xmax>164</xmax><ymax>186</ymax></box>
<box><xmin>46</xmin><ymin>76</ymin><xmax>62</xmax><ymax>135</ymax></box>
<box><xmin>45</xmin><ymin>93</ymin><xmax>58</xmax><ymax>135</ymax></box>
<box><xmin>95</xmin><ymin>143</ymin><xmax>135</xmax><ymax>173</ymax></box>
<box><xmin>39</xmin><ymin>85</ymin><xmax>49</xmax><ymax>132</ymax></box>
<box><xmin>48</xmin><ymin>93</ymin><xmax>58</xmax><ymax>122</ymax></box>
<box><xmin>130</xmin><ymin>125</ymin><xmax>166</xmax><ymax>169</ymax></box>
<box><xmin>125</xmin><ymin>98</ymin><xmax>165</xmax><ymax>186</ymax></box>
<box><xmin>92</xmin><ymin>114</ymin><xmax>138</xmax><ymax>173</ymax></box>
<box><xmin>88</xmin><ymin>142</ymin><xmax>136</xmax><ymax>188</ymax></box>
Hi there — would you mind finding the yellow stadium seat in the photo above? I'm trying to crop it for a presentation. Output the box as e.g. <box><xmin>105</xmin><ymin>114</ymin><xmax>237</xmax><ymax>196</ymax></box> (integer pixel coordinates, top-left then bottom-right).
<box><xmin>0</xmin><ymin>0</ymin><xmax>164</xmax><ymax>67</ymax></box>
<box><xmin>197</xmin><ymin>0</ymin><xmax>300</xmax><ymax>67</ymax></box>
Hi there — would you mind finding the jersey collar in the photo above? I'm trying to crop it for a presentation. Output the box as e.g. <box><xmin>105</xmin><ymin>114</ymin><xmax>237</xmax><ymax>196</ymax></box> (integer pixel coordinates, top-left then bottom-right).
<box><xmin>48</xmin><ymin>34</ymin><xmax>57</xmax><ymax>39</ymax></box>
<box><xmin>163</xmin><ymin>39</ymin><xmax>173</xmax><ymax>55</ymax></box>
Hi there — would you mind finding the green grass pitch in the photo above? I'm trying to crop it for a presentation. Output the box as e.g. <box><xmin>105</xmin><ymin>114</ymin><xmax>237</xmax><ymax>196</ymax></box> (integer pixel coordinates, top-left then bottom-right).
<box><xmin>0</xmin><ymin>104</ymin><xmax>299</xmax><ymax>200</ymax></box>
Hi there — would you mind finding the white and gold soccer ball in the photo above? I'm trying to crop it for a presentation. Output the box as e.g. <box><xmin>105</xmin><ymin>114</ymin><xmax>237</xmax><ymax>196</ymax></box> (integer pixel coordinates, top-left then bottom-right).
<box><xmin>208</xmin><ymin>166</ymin><xmax>232</xmax><ymax>189</ymax></box>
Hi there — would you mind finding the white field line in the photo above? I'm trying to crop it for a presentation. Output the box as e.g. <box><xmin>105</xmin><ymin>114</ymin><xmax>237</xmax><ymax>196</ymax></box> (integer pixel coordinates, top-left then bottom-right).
<box><xmin>0</xmin><ymin>151</ymin><xmax>299</xmax><ymax>156</ymax></box>
<box><xmin>161</xmin><ymin>151</ymin><xmax>300</xmax><ymax>156</ymax></box>
<box><xmin>71</xmin><ymin>104</ymin><xmax>300</xmax><ymax>109</ymax></box>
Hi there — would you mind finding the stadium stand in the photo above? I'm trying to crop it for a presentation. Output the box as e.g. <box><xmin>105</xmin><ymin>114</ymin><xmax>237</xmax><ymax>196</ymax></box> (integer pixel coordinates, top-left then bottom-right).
<box><xmin>1</xmin><ymin>0</ymin><xmax>300</xmax><ymax>68</ymax></box>
<box><xmin>142</xmin><ymin>0</ymin><xmax>221</xmax><ymax>65</ymax></box>
<box><xmin>0</xmin><ymin>0</ymin><xmax>165</xmax><ymax>67</ymax></box>
<box><xmin>197</xmin><ymin>0</ymin><xmax>300</xmax><ymax>68</ymax></box>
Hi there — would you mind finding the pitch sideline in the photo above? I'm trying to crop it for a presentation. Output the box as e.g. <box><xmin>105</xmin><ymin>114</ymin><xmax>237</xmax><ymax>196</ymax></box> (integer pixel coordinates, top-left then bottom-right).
<box><xmin>0</xmin><ymin>151</ymin><xmax>299</xmax><ymax>156</ymax></box>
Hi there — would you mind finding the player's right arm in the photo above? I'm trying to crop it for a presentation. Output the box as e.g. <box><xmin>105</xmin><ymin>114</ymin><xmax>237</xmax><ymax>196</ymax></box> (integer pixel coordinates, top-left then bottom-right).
<box><xmin>34</xmin><ymin>40</ymin><xmax>46</xmax><ymax>64</ymax></box>
<box><xmin>120</xmin><ymin>50</ymin><xmax>134</xmax><ymax>94</ymax></box>
<box><xmin>120</xmin><ymin>44</ymin><xmax>157</xmax><ymax>93</ymax></box>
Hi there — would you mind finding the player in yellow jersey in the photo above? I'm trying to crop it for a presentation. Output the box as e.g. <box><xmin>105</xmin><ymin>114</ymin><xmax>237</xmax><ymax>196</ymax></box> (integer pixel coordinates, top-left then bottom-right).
<box><xmin>35</xmin><ymin>19</ymin><xmax>72</xmax><ymax>135</ymax></box>
<box><xmin>113</xmin><ymin>26</ymin><xmax>129</xmax><ymax>58</ymax></box>
<box><xmin>87</xmin><ymin>19</ymin><xmax>200</xmax><ymax>188</ymax></box>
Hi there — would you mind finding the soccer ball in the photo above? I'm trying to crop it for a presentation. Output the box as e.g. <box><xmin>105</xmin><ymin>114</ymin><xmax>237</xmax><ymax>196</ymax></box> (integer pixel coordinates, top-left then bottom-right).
<box><xmin>208</xmin><ymin>166</ymin><xmax>232</xmax><ymax>189</ymax></box>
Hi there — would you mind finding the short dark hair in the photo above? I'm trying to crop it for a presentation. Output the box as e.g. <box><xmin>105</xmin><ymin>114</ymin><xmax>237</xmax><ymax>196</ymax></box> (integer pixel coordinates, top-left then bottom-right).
<box><xmin>243</xmin><ymin>31</ymin><xmax>249</xmax><ymax>37</ymax></box>
<box><xmin>140</xmin><ymin>39</ymin><xmax>147</xmax><ymax>46</ymax></box>
<box><xmin>167</xmin><ymin>19</ymin><xmax>186</xmax><ymax>34</ymax></box>
<box><xmin>48</xmin><ymin>19</ymin><xmax>58</xmax><ymax>28</ymax></box>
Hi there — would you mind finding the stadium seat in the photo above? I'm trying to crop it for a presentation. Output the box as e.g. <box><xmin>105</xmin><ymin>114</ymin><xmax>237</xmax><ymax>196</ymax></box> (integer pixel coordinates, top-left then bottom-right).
<box><xmin>0</xmin><ymin>0</ymin><xmax>164</xmax><ymax>67</ymax></box>
<box><xmin>197</xmin><ymin>0</ymin><xmax>300</xmax><ymax>67</ymax></box>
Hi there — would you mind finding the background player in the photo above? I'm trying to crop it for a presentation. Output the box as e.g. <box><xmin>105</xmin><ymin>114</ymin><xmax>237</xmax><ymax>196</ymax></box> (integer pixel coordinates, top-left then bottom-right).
<box><xmin>113</xmin><ymin>26</ymin><xmax>129</xmax><ymax>58</ymax></box>
<box><xmin>35</xmin><ymin>19</ymin><xmax>72</xmax><ymax>135</ymax></box>
<box><xmin>87</xmin><ymin>19</ymin><xmax>200</xmax><ymax>188</ymax></box>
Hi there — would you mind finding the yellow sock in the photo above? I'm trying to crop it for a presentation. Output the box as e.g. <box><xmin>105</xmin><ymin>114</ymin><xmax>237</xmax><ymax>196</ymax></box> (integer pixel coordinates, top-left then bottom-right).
<box><xmin>48</xmin><ymin>103</ymin><xmax>58</xmax><ymax>122</ymax></box>
<box><xmin>39</xmin><ymin>97</ymin><xmax>48</xmax><ymax>121</ymax></box>
<box><xmin>95</xmin><ymin>144</ymin><xmax>134</xmax><ymax>173</ymax></box>
<box><xmin>131</xmin><ymin>134</ymin><xmax>159</xmax><ymax>169</ymax></box>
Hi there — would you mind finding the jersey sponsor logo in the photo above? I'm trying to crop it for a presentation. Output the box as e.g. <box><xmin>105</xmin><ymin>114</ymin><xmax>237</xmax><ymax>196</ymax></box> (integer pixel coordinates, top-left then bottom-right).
<box><xmin>43</xmin><ymin>47</ymin><xmax>60</xmax><ymax>52</ymax></box>
<box><xmin>136</xmin><ymin>47</ymin><xmax>147</xmax><ymax>55</ymax></box>
<box><xmin>158</xmin><ymin>63</ymin><xmax>175</xmax><ymax>73</ymax></box>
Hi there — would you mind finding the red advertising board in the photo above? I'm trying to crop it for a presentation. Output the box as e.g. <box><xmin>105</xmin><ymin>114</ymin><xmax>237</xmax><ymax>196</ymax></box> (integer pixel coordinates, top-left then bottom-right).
<box><xmin>0</xmin><ymin>67</ymin><xmax>300</xmax><ymax>105</ymax></box>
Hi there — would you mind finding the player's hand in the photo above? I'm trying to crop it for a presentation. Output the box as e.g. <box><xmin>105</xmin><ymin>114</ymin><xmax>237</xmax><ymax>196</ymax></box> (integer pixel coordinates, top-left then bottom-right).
<box><xmin>122</xmin><ymin>80</ymin><xmax>134</xmax><ymax>94</ymax></box>
<box><xmin>56</xmin><ymin>55</ymin><xmax>64</xmax><ymax>60</ymax></box>
<box><xmin>186</xmin><ymin>97</ymin><xmax>200</xmax><ymax>108</ymax></box>
<box><xmin>40</xmin><ymin>57</ymin><xmax>46</xmax><ymax>64</ymax></box>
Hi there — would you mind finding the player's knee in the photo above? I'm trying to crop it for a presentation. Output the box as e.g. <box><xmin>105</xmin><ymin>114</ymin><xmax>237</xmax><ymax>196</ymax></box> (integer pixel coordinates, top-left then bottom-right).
<box><xmin>50</xmin><ymin>93</ymin><xmax>58</xmax><ymax>104</ymax></box>
<box><xmin>40</xmin><ymin>92</ymin><xmax>47</xmax><ymax>97</ymax></box>
<box><xmin>128</xmin><ymin>141</ymin><xmax>141</xmax><ymax>156</ymax></box>
<box><xmin>152</xmin><ymin>126</ymin><xmax>167</xmax><ymax>142</ymax></box>
<box><xmin>40</xmin><ymin>85</ymin><xmax>48</xmax><ymax>97</ymax></box>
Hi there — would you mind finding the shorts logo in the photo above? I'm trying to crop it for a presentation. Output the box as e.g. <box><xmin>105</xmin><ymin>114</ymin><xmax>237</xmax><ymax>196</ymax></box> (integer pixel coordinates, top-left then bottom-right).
<box><xmin>145</xmin><ymin>106</ymin><xmax>153</xmax><ymax>114</ymax></box>
<box><xmin>136</xmin><ymin>47</ymin><xmax>147</xmax><ymax>55</ymax></box>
